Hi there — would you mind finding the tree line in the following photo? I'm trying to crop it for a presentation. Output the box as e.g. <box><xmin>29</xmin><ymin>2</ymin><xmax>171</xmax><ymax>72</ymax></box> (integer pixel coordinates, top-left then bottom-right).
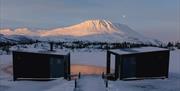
<box><xmin>0</xmin><ymin>40</ymin><xmax>180</xmax><ymax>54</ymax></box>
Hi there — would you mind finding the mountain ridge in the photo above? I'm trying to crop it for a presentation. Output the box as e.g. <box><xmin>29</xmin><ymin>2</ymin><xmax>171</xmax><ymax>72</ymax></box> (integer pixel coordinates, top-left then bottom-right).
<box><xmin>0</xmin><ymin>19</ymin><xmax>161</xmax><ymax>44</ymax></box>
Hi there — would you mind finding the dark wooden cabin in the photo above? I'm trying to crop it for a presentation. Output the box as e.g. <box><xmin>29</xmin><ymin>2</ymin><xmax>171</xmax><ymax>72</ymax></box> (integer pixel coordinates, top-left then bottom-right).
<box><xmin>13</xmin><ymin>50</ymin><xmax>70</xmax><ymax>81</ymax></box>
<box><xmin>106</xmin><ymin>47</ymin><xmax>170</xmax><ymax>80</ymax></box>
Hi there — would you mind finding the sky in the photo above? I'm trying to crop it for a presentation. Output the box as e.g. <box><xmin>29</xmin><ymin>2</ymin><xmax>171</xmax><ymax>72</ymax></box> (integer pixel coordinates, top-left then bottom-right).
<box><xmin>0</xmin><ymin>0</ymin><xmax>179</xmax><ymax>42</ymax></box>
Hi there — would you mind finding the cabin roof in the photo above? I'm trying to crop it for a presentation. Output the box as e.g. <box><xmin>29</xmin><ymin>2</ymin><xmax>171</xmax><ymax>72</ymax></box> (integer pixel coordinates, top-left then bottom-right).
<box><xmin>109</xmin><ymin>47</ymin><xmax>169</xmax><ymax>55</ymax></box>
<box><xmin>12</xmin><ymin>49</ymin><xmax>69</xmax><ymax>55</ymax></box>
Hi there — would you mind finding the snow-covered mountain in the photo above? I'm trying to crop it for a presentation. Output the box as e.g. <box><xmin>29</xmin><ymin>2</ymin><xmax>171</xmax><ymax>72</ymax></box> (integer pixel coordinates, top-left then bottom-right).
<box><xmin>0</xmin><ymin>34</ymin><xmax>34</xmax><ymax>43</ymax></box>
<box><xmin>0</xmin><ymin>20</ymin><xmax>161</xmax><ymax>44</ymax></box>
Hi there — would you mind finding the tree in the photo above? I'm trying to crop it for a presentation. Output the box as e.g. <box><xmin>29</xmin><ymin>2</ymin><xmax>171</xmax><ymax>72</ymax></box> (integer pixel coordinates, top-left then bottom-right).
<box><xmin>167</xmin><ymin>42</ymin><xmax>173</xmax><ymax>47</ymax></box>
<box><xmin>175</xmin><ymin>42</ymin><xmax>180</xmax><ymax>49</ymax></box>
<box><xmin>2</xmin><ymin>45</ymin><xmax>10</xmax><ymax>54</ymax></box>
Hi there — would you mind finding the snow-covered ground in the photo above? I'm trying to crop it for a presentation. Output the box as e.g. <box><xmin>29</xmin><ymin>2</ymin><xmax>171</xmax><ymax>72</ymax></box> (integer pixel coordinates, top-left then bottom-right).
<box><xmin>0</xmin><ymin>48</ymin><xmax>179</xmax><ymax>91</ymax></box>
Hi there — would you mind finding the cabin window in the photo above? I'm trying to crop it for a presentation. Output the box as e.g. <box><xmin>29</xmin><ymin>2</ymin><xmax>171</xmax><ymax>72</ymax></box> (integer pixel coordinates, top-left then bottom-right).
<box><xmin>17</xmin><ymin>56</ymin><xmax>21</xmax><ymax>60</ymax></box>
<box><xmin>50</xmin><ymin>57</ymin><xmax>64</xmax><ymax>77</ymax></box>
<box><xmin>57</xmin><ymin>59</ymin><xmax>61</xmax><ymax>64</ymax></box>
<box><xmin>122</xmin><ymin>56</ymin><xmax>136</xmax><ymax>78</ymax></box>
<box><xmin>50</xmin><ymin>57</ymin><xmax>62</xmax><ymax>64</ymax></box>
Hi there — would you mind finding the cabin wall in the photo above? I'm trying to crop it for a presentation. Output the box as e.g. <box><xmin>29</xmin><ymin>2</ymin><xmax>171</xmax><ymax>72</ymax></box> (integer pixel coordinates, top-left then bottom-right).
<box><xmin>119</xmin><ymin>50</ymin><xmax>169</xmax><ymax>79</ymax></box>
<box><xmin>66</xmin><ymin>53</ymin><xmax>71</xmax><ymax>79</ymax></box>
<box><xmin>135</xmin><ymin>51</ymin><xmax>169</xmax><ymax>78</ymax></box>
<box><xmin>49</xmin><ymin>56</ymin><xmax>65</xmax><ymax>78</ymax></box>
<box><xmin>13</xmin><ymin>51</ymin><xmax>70</xmax><ymax>80</ymax></box>
<box><xmin>13</xmin><ymin>52</ymin><xmax>50</xmax><ymax>80</ymax></box>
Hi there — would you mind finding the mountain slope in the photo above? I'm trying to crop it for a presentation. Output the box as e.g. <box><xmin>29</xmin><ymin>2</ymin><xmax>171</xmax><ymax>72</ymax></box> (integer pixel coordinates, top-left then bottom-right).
<box><xmin>39</xmin><ymin>20</ymin><xmax>118</xmax><ymax>37</ymax></box>
<box><xmin>0</xmin><ymin>20</ymin><xmax>161</xmax><ymax>44</ymax></box>
<box><xmin>0</xmin><ymin>34</ymin><xmax>34</xmax><ymax>43</ymax></box>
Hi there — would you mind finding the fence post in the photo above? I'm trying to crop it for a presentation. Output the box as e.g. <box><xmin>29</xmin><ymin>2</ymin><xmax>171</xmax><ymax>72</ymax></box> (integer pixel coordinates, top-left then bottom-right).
<box><xmin>69</xmin><ymin>75</ymin><xmax>71</xmax><ymax>81</ymax></box>
<box><xmin>102</xmin><ymin>72</ymin><xmax>104</xmax><ymax>79</ymax></box>
<box><xmin>75</xmin><ymin>79</ymin><xmax>77</xmax><ymax>88</ymax></box>
<box><xmin>105</xmin><ymin>80</ymin><xmax>108</xmax><ymax>88</ymax></box>
<box><xmin>78</xmin><ymin>72</ymin><xmax>81</xmax><ymax>79</ymax></box>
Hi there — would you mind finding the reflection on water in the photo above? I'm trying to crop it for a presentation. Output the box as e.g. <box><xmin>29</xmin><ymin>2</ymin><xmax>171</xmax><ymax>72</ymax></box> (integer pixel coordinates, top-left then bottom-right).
<box><xmin>2</xmin><ymin>64</ymin><xmax>113</xmax><ymax>76</ymax></box>
<box><xmin>71</xmin><ymin>64</ymin><xmax>113</xmax><ymax>75</ymax></box>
